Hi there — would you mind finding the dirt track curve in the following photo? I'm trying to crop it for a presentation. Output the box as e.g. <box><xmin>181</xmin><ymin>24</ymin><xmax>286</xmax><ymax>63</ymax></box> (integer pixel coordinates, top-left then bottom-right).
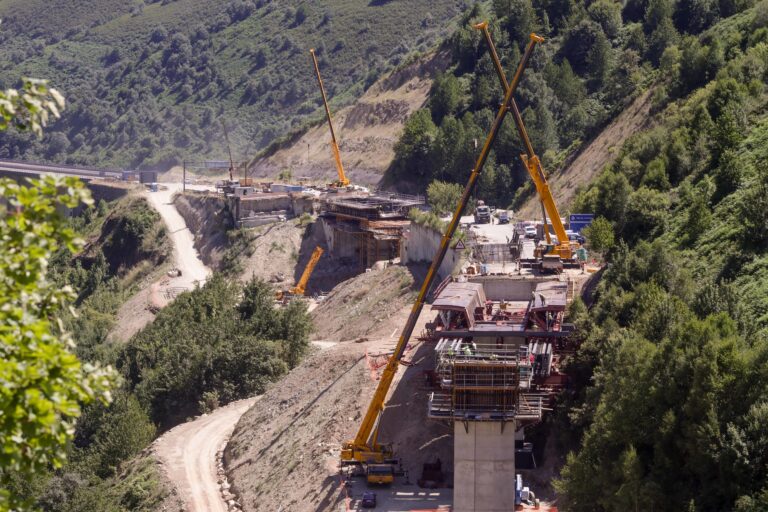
<box><xmin>154</xmin><ymin>398</ymin><xmax>258</xmax><ymax>512</ymax></box>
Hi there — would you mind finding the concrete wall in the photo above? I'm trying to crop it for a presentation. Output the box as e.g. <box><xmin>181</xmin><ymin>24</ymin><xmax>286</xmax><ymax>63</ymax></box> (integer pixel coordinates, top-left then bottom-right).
<box><xmin>319</xmin><ymin>218</ymin><xmax>359</xmax><ymax>260</ymax></box>
<box><xmin>401</xmin><ymin>223</ymin><xmax>462</xmax><ymax>279</ymax></box>
<box><xmin>454</xmin><ymin>421</ymin><xmax>516</xmax><ymax>512</ymax></box>
<box><xmin>468</xmin><ymin>275</ymin><xmax>554</xmax><ymax>302</ymax></box>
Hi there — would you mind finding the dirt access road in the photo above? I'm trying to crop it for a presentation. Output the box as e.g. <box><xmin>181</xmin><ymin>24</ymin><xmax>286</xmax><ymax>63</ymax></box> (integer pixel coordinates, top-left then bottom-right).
<box><xmin>154</xmin><ymin>398</ymin><xmax>258</xmax><ymax>512</ymax></box>
<box><xmin>155</xmin><ymin>341</ymin><xmax>335</xmax><ymax>512</ymax></box>
<box><xmin>145</xmin><ymin>183</ymin><xmax>212</xmax><ymax>287</ymax></box>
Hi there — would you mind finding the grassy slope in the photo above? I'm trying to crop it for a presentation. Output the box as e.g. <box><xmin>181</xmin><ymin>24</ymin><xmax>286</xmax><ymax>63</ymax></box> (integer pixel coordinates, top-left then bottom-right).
<box><xmin>0</xmin><ymin>0</ymin><xmax>461</xmax><ymax>168</ymax></box>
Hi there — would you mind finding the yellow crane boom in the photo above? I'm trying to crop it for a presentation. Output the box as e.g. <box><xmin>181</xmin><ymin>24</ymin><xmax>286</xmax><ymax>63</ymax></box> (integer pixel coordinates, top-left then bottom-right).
<box><xmin>340</xmin><ymin>33</ymin><xmax>544</xmax><ymax>465</ymax></box>
<box><xmin>474</xmin><ymin>23</ymin><xmax>573</xmax><ymax>260</ymax></box>
<box><xmin>291</xmin><ymin>246</ymin><xmax>324</xmax><ymax>296</ymax></box>
<box><xmin>309</xmin><ymin>49</ymin><xmax>350</xmax><ymax>188</ymax></box>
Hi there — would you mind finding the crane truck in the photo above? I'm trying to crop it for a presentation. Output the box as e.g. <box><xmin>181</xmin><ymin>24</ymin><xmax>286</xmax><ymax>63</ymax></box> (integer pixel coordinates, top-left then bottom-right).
<box><xmin>309</xmin><ymin>49</ymin><xmax>350</xmax><ymax>189</ymax></box>
<box><xmin>340</xmin><ymin>32</ymin><xmax>545</xmax><ymax>480</ymax></box>
<box><xmin>276</xmin><ymin>246</ymin><xmax>324</xmax><ymax>301</ymax></box>
<box><xmin>474</xmin><ymin>22</ymin><xmax>579</xmax><ymax>273</ymax></box>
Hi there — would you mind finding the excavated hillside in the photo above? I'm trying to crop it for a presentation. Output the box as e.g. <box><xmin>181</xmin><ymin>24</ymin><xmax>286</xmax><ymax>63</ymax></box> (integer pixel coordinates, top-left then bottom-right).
<box><xmin>310</xmin><ymin>264</ymin><xmax>421</xmax><ymax>341</ymax></box>
<box><xmin>517</xmin><ymin>88</ymin><xmax>656</xmax><ymax>218</ymax></box>
<box><xmin>250</xmin><ymin>51</ymin><xmax>450</xmax><ymax>185</ymax></box>
<box><xmin>225</xmin><ymin>267</ymin><xmax>452</xmax><ymax>512</ymax></box>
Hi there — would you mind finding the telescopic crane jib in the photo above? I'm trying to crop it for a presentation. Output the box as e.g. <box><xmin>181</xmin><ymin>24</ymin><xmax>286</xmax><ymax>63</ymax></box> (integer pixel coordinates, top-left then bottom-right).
<box><xmin>276</xmin><ymin>246</ymin><xmax>324</xmax><ymax>301</ymax></box>
<box><xmin>473</xmin><ymin>22</ymin><xmax>576</xmax><ymax>263</ymax></box>
<box><xmin>309</xmin><ymin>49</ymin><xmax>350</xmax><ymax>188</ymax></box>
<box><xmin>340</xmin><ymin>32</ymin><xmax>544</xmax><ymax>469</ymax></box>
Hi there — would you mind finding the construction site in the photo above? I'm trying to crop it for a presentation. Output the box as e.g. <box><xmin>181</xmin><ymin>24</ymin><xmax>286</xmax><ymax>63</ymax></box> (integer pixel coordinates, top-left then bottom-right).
<box><xmin>217</xmin><ymin>26</ymin><xmax>596</xmax><ymax>512</ymax></box>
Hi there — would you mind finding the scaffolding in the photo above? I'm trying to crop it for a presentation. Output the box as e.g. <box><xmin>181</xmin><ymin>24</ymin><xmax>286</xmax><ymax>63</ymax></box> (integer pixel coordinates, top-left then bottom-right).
<box><xmin>428</xmin><ymin>339</ymin><xmax>543</xmax><ymax>422</ymax></box>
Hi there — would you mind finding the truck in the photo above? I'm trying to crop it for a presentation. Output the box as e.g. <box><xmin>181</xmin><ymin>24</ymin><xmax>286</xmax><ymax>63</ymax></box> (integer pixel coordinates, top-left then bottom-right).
<box><xmin>474</xmin><ymin>200</ymin><xmax>491</xmax><ymax>224</ymax></box>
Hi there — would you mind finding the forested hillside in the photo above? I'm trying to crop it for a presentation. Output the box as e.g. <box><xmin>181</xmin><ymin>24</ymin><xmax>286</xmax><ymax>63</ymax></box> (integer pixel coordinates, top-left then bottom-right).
<box><xmin>387</xmin><ymin>0</ymin><xmax>763</xmax><ymax>209</ymax></box>
<box><xmin>4</xmin><ymin>192</ymin><xmax>313</xmax><ymax>511</ymax></box>
<box><xmin>387</xmin><ymin>0</ymin><xmax>768</xmax><ymax>510</ymax></box>
<box><xmin>0</xmin><ymin>0</ymin><xmax>461</xmax><ymax>169</ymax></box>
<box><xmin>554</xmin><ymin>5</ymin><xmax>768</xmax><ymax>508</ymax></box>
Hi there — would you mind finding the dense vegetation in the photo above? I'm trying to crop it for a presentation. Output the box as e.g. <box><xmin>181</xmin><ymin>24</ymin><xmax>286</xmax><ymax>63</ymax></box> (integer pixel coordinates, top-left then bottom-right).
<box><xmin>3</xmin><ymin>190</ymin><xmax>312</xmax><ymax>510</ymax></box>
<box><xmin>388</xmin><ymin>0</ymin><xmax>762</xmax><ymax>209</ymax></box>
<box><xmin>0</xmin><ymin>0</ymin><xmax>460</xmax><ymax>170</ymax></box>
<box><xmin>547</xmin><ymin>4</ymin><xmax>768</xmax><ymax>511</ymax></box>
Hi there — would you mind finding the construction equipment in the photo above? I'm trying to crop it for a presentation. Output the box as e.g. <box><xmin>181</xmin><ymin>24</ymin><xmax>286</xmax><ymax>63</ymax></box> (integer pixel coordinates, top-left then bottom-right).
<box><xmin>276</xmin><ymin>246</ymin><xmax>324</xmax><ymax>300</ymax></box>
<box><xmin>222</xmin><ymin>121</ymin><xmax>235</xmax><ymax>183</ymax></box>
<box><xmin>365</xmin><ymin>463</ymin><xmax>395</xmax><ymax>485</ymax></box>
<box><xmin>340</xmin><ymin>32</ymin><xmax>544</xmax><ymax>471</ymax></box>
<box><xmin>474</xmin><ymin>22</ymin><xmax>577</xmax><ymax>268</ymax></box>
<box><xmin>310</xmin><ymin>48</ymin><xmax>350</xmax><ymax>188</ymax></box>
<box><xmin>222</xmin><ymin>122</ymin><xmax>251</xmax><ymax>186</ymax></box>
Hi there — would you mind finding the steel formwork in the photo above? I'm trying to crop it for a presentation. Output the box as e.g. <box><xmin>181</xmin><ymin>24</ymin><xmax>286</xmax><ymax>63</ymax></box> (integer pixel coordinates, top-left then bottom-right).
<box><xmin>428</xmin><ymin>339</ymin><xmax>542</xmax><ymax>422</ymax></box>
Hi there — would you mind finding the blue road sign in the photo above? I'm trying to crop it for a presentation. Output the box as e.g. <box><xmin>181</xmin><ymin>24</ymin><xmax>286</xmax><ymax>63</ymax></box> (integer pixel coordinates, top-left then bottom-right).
<box><xmin>569</xmin><ymin>213</ymin><xmax>595</xmax><ymax>233</ymax></box>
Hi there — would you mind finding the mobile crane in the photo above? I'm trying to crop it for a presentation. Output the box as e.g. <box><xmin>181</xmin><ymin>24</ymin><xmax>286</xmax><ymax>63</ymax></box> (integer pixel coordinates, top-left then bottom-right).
<box><xmin>340</xmin><ymin>32</ymin><xmax>544</xmax><ymax>473</ymax></box>
<box><xmin>309</xmin><ymin>49</ymin><xmax>350</xmax><ymax>188</ymax></box>
<box><xmin>473</xmin><ymin>22</ymin><xmax>577</xmax><ymax>270</ymax></box>
<box><xmin>276</xmin><ymin>246</ymin><xmax>324</xmax><ymax>301</ymax></box>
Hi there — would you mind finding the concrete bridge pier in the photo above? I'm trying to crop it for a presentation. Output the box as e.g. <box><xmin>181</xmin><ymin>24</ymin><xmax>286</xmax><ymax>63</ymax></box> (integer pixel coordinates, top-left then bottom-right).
<box><xmin>454</xmin><ymin>421</ymin><xmax>517</xmax><ymax>512</ymax></box>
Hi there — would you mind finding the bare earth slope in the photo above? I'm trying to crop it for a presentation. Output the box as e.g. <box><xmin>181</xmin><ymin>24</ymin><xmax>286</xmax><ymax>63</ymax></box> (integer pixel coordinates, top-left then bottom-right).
<box><xmin>250</xmin><ymin>51</ymin><xmax>450</xmax><ymax>186</ymax></box>
<box><xmin>518</xmin><ymin>89</ymin><xmax>655</xmax><ymax>218</ymax></box>
<box><xmin>310</xmin><ymin>265</ymin><xmax>417</xmax><ymax>341</ymax></box>
<box><xmin>226</xmin><ymin>266</ymin><xmax>452</xmax><ymax>511</ymax></box>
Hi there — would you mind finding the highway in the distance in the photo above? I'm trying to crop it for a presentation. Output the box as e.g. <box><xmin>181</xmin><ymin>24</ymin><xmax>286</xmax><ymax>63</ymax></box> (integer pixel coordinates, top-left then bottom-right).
<box><xmin>0</xmin><ymin>158</ymin><xmax>125</xmax><ymax>180</ymax></box>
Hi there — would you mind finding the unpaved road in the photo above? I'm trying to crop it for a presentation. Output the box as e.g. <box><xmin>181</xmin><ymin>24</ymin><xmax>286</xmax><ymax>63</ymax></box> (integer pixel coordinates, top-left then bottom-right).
<box><xmin>155</xmin><ymin>398</ymin><xmax>258</xmax><ymax>512</ymax></box>
<box><xmin>145</xmin><ymin>183</ymin><xmax>211</xmax><ymax>287</ymax></box>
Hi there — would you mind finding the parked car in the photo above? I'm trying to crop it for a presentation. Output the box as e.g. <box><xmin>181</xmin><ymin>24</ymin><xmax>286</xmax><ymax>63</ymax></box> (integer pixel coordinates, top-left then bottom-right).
<box><xmin>565</xmin><ymin>229</ymin><xmax>586</xmax><ymax>244</ymax></box>
<box><xmin>524</xmin><ymin>226</ymin><xmax>537</xmax><ymax>238</ymax></box>
<box><xmin>361</xmin><ymin>491</ymin><xmax>377</xmax><ymax>508</ymax></box>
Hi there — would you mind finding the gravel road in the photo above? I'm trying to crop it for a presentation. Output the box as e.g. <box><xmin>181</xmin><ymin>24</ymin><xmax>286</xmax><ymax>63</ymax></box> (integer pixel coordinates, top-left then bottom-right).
<box><xmin>154</xmin><ymin>398</ymin><xmax>258</xmax><ymax>512</ymax></box>
<box><xmin>145</xmin><ymin>183</ymin><xmax>211</xmax><ymax>287</ymax></box>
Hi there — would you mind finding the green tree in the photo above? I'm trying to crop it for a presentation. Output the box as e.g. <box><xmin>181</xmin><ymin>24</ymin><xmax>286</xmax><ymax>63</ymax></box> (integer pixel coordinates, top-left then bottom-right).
<box><xmin>496</xmin><ymin>0</ymin><xmax>537</xmax><ymax>46</ymax></box>
<box><xmin>392</xmin><ymin>109</ymin><xmax>438</xmax><ymax>182</ymax></box>
<box><xmin>583</xmin><ymin>216</ymin><xmax>615</xmax><ymax>253</ymax></box>
<box><xmin>674</xmin><ymin>0</ymin><xmax>719</xmax><ymax>33</ymax></box>
<box><xmin>594</xmin><ymin>170</ymin><xmax>632</xmax><ymax>227</ymax></box>
<box><xmin>644</xmin><ymin>0</ymin><xmax>674</xmax><ymax>32</ymax></box>
<box><xmin>547</xmin><ymin>59</ymin><xmax>586</xmax><ymax>108</ymax></box>
<box><xmin>562</xmin><ymin>20</ymin><xmax>608</xmax><ymax>75</ymax></box>
<box><xmin>0</xmin><ymin>177</ymin><xmax>114</xmax><ymax>510</ymax></box>
<box><xmin>0</xmin><ymin>80</ymin><xmax>114</xmax><ymax>511</ymax></box>
<box><xmin>429</xmin><ymin>73</ymin><xmax>462</xmax><ymax>124</ymax></box>
<box><xmin>427</xmin><ymin>180</ymin><xmax>464</xmax><ymax>216</ymax></box>
<box><xmin>588</xmin><ymin>0</ymin><xmax>623</xmax><ymax>38</ymax></box>
<box><xmin>277</xmin><ymin>300</ymin><xmax>312</xmax><ymax>369</ymax></box>
<box><xmin>646</xmin><ymin>17</ymin><xmax>679</xmax><ymax>65</ymax></box>
<box><xmin>623</xmin><ymin>186</ymin><xmax>670</xmax><ymax>242</ymax></box>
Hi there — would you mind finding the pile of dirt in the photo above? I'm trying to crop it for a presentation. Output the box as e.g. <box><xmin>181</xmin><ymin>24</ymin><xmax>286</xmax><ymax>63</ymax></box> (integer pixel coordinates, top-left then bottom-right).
<box><xmin>249</xmin><ymin>51</ymin><xmax>450</xmax><ymax>186</ymax></box>
<box><xmin>173</xmin><ymin>192</ymin><xmax>233</xmax><ymax>268</ymax></box>
<box><xmin>517</xmin><ymin>88</ymin><xmax>656</xmax><ymax>218</ymax></box>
